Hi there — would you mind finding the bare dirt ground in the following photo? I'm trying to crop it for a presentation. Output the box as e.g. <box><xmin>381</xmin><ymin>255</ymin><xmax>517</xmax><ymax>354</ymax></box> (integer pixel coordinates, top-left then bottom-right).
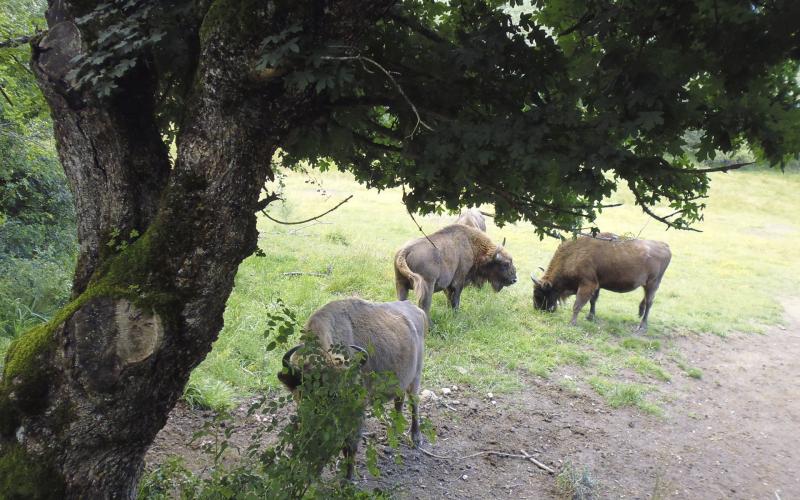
<box><xmin>147</xmin><ymin>297</ymin><xmax>800</xmax><ymax>499</ymax></box>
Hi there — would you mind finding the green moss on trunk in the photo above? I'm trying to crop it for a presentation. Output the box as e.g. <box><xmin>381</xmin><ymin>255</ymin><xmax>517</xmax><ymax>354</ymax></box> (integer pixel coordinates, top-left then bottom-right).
<box><xmin>0</xmin><ymin>211</ymin><xmax>185</xmax><ymax>436</ymax></box>
<box><xmin>0</xmin><ymin>443</ymin><xmax>65</xmax><ymax>499</ymax></box>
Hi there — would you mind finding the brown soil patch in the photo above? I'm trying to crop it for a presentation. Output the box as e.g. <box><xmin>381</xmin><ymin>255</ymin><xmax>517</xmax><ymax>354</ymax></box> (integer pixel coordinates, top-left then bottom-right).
<box><xmin>146</xmin><ymin>298</ymin><xmax>800</xmax><ymax>499</ymax></box>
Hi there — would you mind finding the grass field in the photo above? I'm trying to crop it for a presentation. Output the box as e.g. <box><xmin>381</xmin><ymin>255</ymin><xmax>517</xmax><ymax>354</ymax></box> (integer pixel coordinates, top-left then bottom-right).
<box><xmin>184</xmin><ymin>167</ymin><xmax>800</xmax><ymax>413</ymax></box>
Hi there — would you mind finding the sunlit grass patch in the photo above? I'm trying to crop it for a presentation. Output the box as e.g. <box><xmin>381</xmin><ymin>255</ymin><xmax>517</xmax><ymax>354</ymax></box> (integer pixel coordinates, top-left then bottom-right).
<box><xmin>625</xmin><ymin>355</ymin><xmax>671</xmax><ymax>382</ymax></box>
<box><xmin>187</xmin><ymin>168</ymin><xmax>800</xmax><ymax>411</ymax></box>
<box><xmin>588</xmin><ymin>376</ymin><xmax>662</xmax><ymax>415</ymax></box>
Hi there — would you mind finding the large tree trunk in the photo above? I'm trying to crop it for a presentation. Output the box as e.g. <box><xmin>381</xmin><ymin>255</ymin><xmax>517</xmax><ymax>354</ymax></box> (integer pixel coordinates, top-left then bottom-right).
<box><xmin>0</xmin><ymin>0</ymin><xmax>394</xmax><ymax>496</ymax></box>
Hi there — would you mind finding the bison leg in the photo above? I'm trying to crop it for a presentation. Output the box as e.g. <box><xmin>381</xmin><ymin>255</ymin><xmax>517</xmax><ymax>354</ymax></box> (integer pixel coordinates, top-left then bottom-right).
<box><xmin>637</xmin><ymin>279</ymin><xmax>662</xmax><ymax>332</ymax></box>
<box><xmin>445</xmin><ymin>286</ymin><xmax>462</xmax><ymax>310</ymax></box>
<box><xmin>409</xmin><ymin>393</ymin><xmax>421</xmax><ymax>447</ymax></box>
<box><xmin>395</xmin><ymin>275</ymin><xmax>410</xmax><ymax>301</ymax></box>
<box><xmin>342</xmin><ymin>426</ymin><xmax>362</xmax><ymax>480</ymax></box>
<box><xmin>418</xmin><ymin>281</ymin><xmax>434</xmax><ymax>317</ymax></box>
<box><xmin>570</xmin><ymin>284</ymin><xmax>597</xmax><ymax>326</ymax></box>
<box><xmin>394</xmin><ymin>394</ymin><xmax>405</xmax><ymax>413</ymax></box>
<box><xmin>587</xmin><ymin>289</ymin><xmax>600</xmax><ymax>320</ymax></box>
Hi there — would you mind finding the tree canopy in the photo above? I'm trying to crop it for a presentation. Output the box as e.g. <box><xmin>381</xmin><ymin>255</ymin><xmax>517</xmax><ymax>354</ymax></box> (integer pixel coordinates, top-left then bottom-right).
<box><xmin>61</xmin><ymin>0</ymin><xmax>800</xmax><ymax>235</ymax></box>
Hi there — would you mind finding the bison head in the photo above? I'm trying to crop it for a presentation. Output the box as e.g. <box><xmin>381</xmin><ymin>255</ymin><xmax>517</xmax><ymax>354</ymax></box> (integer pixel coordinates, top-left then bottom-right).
<box><xmin>531</xmin><ymin>274</ymin><xmax>559</xmax><ymax>312</ymax></box>
<box><xmin>479</xmin><ymin>239</ymin><xmax>517</xmax><ymax>291</ymax></box>
<box><xmin>278</xmin><ymin>343</ymin><xmax>368</xmax><ymax>394</ymax></box>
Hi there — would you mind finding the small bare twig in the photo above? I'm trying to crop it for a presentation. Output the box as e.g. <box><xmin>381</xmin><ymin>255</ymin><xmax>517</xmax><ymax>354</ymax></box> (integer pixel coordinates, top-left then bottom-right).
<box><xmin>322</xmin><ymin>53</ymin><xmax>434</xmax><ymax>138</ymax></box>
<box><xmin>578</xmin><ymin>232</ymin><xmax>618</xmax><ymax>241</ymax></box>
<box><xmin>417</xmin><ymin>447</ymin><xmax>555</xmax><ymax>474</ymax></box>
<box><xmin>402</xmin><ymin>186</ymin><xmax>437</xmax><ymax>249</ymax></box>
<box><xmin>520</xmin><ymin>449</ymin><xmax>556</xmax><ymax>474</ymax></box>
<box><xmin>261</xmin><ymin>195</ymin><xmax>353</xmax><ymax>225</ymax></box>
<box><xmin>282</xmin><ymin>264</ymin><xmax>333</xmax><ymax>278</ymax></box>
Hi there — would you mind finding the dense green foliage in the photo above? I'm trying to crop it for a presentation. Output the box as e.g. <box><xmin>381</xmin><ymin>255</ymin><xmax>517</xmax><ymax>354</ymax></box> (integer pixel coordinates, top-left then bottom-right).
<box><xmin>0</xmin><ymin>0</ymin><xmax>76</xmax><ymax>354</ymax></box>
<box><xmin>61</xmin><ymin>0</ymin><xmax>800</xmax><ymax>236</ymax></box>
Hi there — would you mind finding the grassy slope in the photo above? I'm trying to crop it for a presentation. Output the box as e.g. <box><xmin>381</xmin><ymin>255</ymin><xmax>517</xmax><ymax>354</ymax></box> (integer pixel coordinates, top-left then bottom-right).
<box><xmin>187</xmin><ymin>168</ymin><xmax>800</xmax><ymax>412</ymax></box>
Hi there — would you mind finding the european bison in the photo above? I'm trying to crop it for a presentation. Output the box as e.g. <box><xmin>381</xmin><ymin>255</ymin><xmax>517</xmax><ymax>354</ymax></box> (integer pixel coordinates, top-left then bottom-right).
<box><xmin>455</xmin><ymin>208</ymin><xmax>487</xmax><ymax>232</ymax></box>
<box><xmin>394</xmin><ymin>224</ymin><xmax>517</xmax><ymax>316</ymax></box>
<box><xmin>278</xmin><ymin>298</ymin><xmax>427</xmax><ymax>479</ymax></box>
<box><xmin>532</xmin><ymin>236</ymin><xmax>671</xmax><ymax>331</ymax></box>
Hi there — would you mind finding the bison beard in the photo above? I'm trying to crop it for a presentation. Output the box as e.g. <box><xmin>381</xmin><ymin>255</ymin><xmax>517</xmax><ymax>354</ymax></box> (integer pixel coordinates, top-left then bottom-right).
<box><xmin>394</xmin><ymin>224</ymin><xmax>517</xmax><ymax>317</ymax></box>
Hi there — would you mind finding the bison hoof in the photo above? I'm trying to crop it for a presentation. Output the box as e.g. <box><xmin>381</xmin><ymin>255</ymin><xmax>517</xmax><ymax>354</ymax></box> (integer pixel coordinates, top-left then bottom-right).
<box><xmin>586</xmin><ymin>314</ymin><xmax>595</xmax><ymax>321</ymax></box>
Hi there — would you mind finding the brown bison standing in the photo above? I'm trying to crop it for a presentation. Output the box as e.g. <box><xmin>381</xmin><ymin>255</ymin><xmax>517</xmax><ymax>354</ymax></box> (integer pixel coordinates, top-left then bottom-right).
<box><xmin>532</xmin><ymin>237</ymin><xmax>671</xmax><ymax>331</ymax></box>
<box><xmin>394</xmin><ymin>224</ymin><xmax>517</xmax><ymax>316</ymax></box>
<box><xmin>455</xmin><ymin>208</ymin><xmax>487</xmax><ymax>232</ymax></box>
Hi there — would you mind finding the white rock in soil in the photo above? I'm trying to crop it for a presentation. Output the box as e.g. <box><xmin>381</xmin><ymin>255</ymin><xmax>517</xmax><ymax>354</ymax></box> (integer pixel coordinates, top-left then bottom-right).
<box><xmin>486</xmin><ymin>392</ymin><xmax>494</xmax><ymax>399</ymax></box>
<box><xmin>441</xmin><ymin>387</ymin><xmax>452</xmax><ymax>395</ymax></box>
<box><xmin>461</xmin><ymin>474</ymin><xmax>469</xmax><ymax>480</ymax></box>
<box><xmin>451</xmin><ymin>385</ymin><xmax>458</xmax><ymax>391</ymax></box>
<box><xmin>420</xmin><ymin>389</ymin><xmax>438</xmax><ymax>401</ymax></box>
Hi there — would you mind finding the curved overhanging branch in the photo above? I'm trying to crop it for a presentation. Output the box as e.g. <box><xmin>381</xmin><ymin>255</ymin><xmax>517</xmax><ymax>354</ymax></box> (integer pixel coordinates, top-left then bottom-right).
<box><xmin>261</xmin><ymin>195</ymin><xmax>354</xmax><ymax>225</ymax></box>
<box><xmin>658</xmin><ymin>159</ymin><xmax>755</xmax><ymax>174</ymax></box>
<box><xmin>630</xmin><ymin>185</ymin><xmax>702</xmax><ymax>232</ymax></box>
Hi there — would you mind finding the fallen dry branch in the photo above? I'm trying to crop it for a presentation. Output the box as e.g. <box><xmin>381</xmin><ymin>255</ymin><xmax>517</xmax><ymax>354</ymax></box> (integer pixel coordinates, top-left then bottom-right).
<box><xmin>282</xmin><ymin>264</ymin><xmax>333</xmax><ymax>278</ymax></box>
<box><xmin>520</xmin><ymin>449</ymin><xmax>556</xmax><ymax>474</ymax></box>
<box><xmin>418</xmin><ymin>447</ymin><xmax>555</xmax><ymax>474</ymax></box>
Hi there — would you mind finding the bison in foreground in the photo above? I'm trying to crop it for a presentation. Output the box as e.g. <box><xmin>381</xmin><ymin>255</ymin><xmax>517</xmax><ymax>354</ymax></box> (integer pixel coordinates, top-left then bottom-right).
<box><xmin>278</xmin><ymin>298</ymin><xmax>427</xmax><ymax>479</ymax></box>
<box><xmin>532</xmin><ymin>236</ymin><xmax>671</xmax><ymax>331</ymax></box>
<box><xmin>455</xmin><ymin>208</ymin><xmax>487</xmax><ymax>232</ymax></box>
<box><xmin>394</xmin><ymin>224</ymin><xmax>517</xmax><ymax>316</ymax></box>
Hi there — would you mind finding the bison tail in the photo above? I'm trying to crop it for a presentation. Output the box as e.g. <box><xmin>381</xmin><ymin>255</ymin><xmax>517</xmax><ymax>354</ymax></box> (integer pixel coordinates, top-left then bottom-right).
<box><xmin>395</xmin><ymin>250</ymin><xmax>428</xmax><ymax>301</ymax></box>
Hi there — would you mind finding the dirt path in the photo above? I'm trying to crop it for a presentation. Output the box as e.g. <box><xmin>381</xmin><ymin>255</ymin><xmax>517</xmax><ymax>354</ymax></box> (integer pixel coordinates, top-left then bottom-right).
<box><xmin>146</xmin><ymin>298</ymin><xmax>800</xmax><ymax>499</ymax></box>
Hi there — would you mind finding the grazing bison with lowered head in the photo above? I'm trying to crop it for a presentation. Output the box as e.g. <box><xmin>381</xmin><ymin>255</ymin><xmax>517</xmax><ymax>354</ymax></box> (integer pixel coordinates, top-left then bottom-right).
<box><xmin>455</xmin><ymin>208</ymin><xmax>487</xmax><ymax>232</ymax></box>
<box><xmin>532</xmin><ymin>236</ymin><xmax>671</xmax><ymax>332</ymax></box>
<box><xmin>394</xmin><ymin>224</ymin><xmax>517</xmax><ymax>316</ymax></box>
<box><xmin>278</xmin><ymin>298</ymin><xmax>427</xmax><ymax>479</ymax></box>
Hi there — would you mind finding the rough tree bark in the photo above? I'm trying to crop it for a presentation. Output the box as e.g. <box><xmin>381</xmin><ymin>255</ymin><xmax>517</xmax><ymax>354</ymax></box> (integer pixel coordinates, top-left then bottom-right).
<box><xmin>0</xmin><ymin>1</ymin><xmax>395</xmax><ymax>497</ymax></box>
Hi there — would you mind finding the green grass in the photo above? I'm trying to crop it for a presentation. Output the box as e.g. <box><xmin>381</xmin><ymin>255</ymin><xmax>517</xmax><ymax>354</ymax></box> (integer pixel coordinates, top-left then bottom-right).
<box><xmin>184</xmin><ymin>167</ymin><xmax>800</xmax><ymax>410</ymax></box>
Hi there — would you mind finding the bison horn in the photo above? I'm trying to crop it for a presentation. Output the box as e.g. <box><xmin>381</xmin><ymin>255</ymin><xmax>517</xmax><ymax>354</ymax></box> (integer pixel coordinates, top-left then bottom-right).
<box><xmin>531</xmin><ymin>272</ymin><xmax>541</xmax><ymax>286</ymax></box>
<box><xmin>282</xmin><ymin>343</ymin><xmax>305</xmax><ymax>371</ymax></box>
<box><xmin>538</xmin><ymin>266</ymin><xmax>545</xmax><ymax>273</ymax></box>
<box><xmin>349</xmin><ymin>345</ymin><xmax>369</xmax><ymax>366</ymax></box>
<box><xmin>502</xmin><ymin>237</ymin><xmax>506</xmax><ymax>247</ymax></box>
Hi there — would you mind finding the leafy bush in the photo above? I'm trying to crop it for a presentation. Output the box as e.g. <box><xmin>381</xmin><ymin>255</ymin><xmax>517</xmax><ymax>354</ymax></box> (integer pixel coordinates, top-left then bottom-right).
<box><xmin>149</xmin><ymin>306</ymin><xmax>410</xmax><ymax>498</ymax></box>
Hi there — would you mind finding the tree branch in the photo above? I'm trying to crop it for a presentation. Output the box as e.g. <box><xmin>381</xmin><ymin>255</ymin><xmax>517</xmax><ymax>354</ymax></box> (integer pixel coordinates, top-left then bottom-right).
<box><xmin>387</xmin><ymin>6</ymin><xmax>449</xmax><ymax>44</ymax></box>
<box><xmin>0</xmin><ymin>33</ymin><xmax>38</xmax><ymax>49</ymax></box>
<box><xmin>558</xmin><ymin>13</ymin><xmax>595</xmax><ymax>37</ymax></box>
<box><xmin>261</xmin><ymin>195</ymin><xmax>353</xmax><ymax>225</ymax></box>
<box><xmin>322</xmin><ymin>54</ymin><xmax>434</xmax><ymax>138</ymax></box>
<box><xmin>630</xmin><ymin>187</ymin><xmax>702</xmax><ymax>232</ymax></box>
<box><xmin>659</xmin><ymin>159</ymin><xmax>755</xmax><ymax>174</ymax></box>
<box><xmin>255</xmin><ymin>191</ymin><xmax>282</xmax><ymax>211</ymax></box>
